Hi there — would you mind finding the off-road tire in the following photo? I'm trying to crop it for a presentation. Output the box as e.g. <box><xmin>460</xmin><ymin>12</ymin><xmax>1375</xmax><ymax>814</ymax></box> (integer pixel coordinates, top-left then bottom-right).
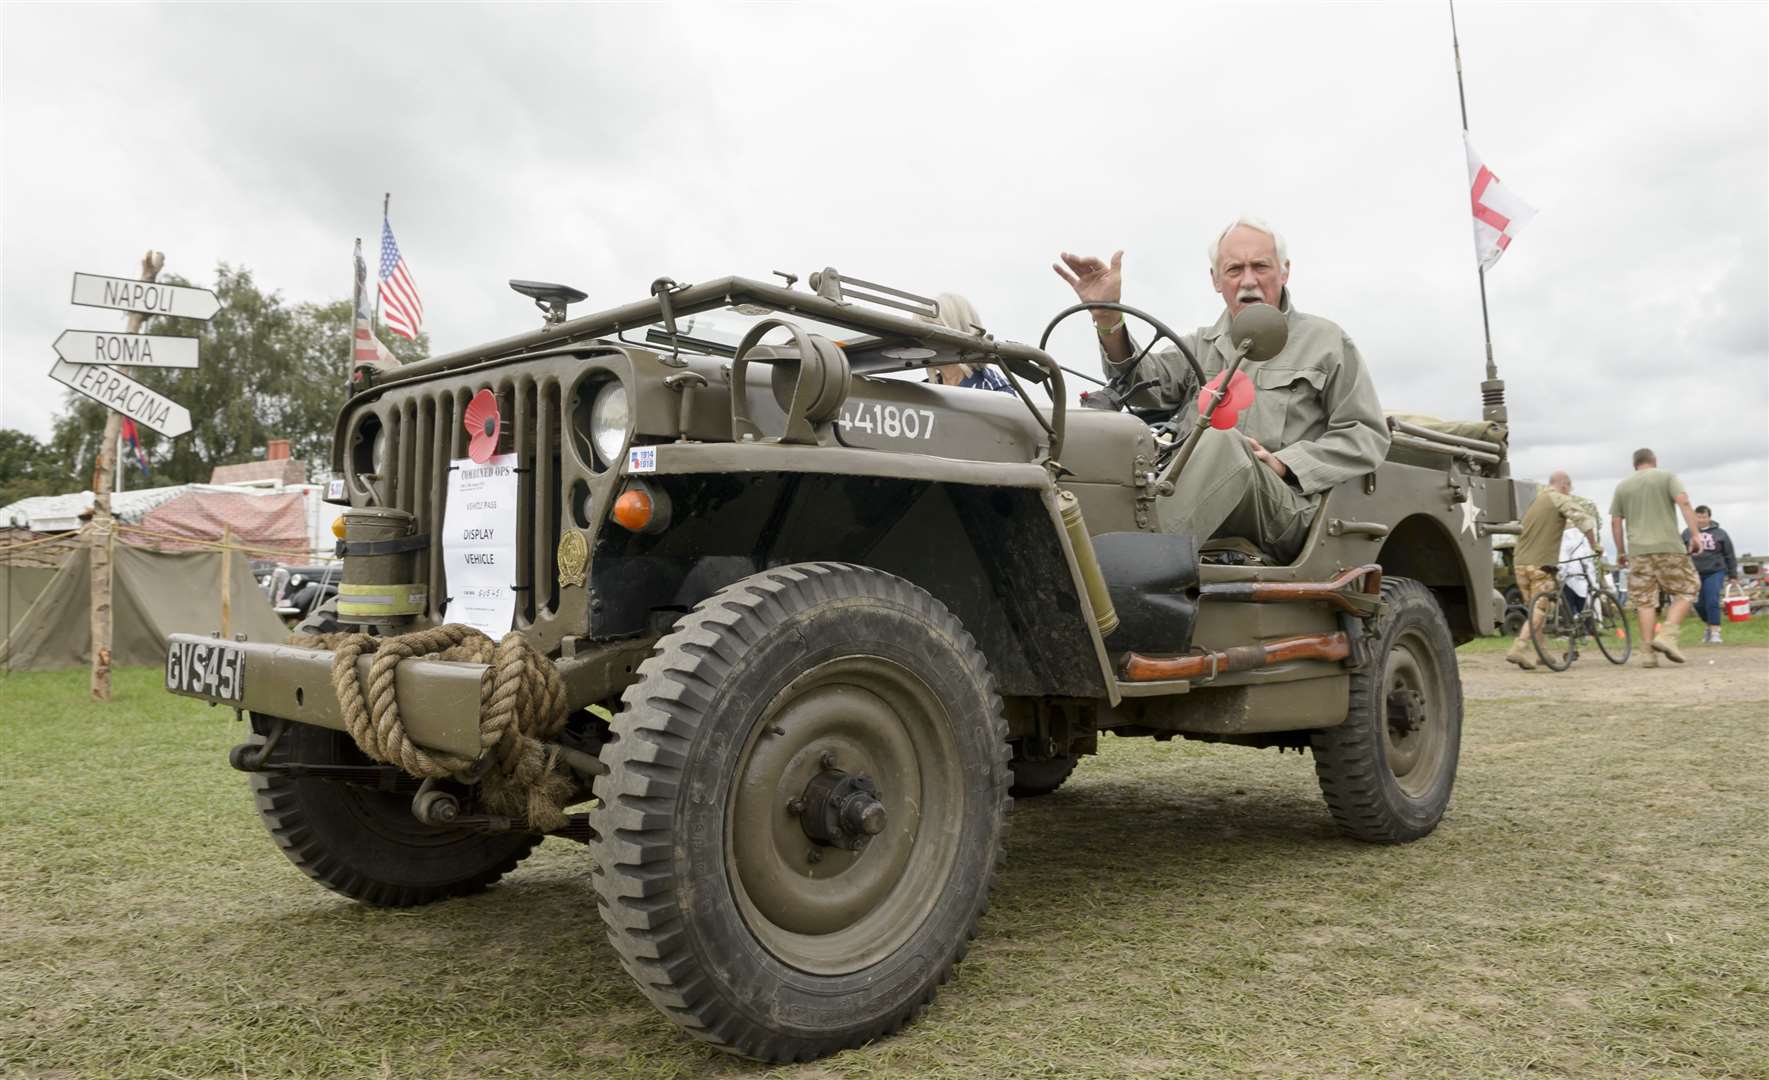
<box><xmin>1310</xmin><ymin>577</ymin><xmax>1462</xmax><ymax>843</ymax></box>
<box><xmin>589</xmin><ymin>562</ymin><xmax>1010</xmax><ymax>1062</ymax></box>
<box><xmin>1008</xmin><ymin>754</ymin><xmax>1078</xmax><ymax>798</ymax></box>
<box><xmin>249</xmin><ymin>719</ymin><xmax>540</xmax><ymax>906</ymax></box>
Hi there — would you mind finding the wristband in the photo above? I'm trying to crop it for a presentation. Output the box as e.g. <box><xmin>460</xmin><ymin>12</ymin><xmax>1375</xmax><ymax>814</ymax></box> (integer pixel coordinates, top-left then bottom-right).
<box><xmin>1094</xmin><ymin>316</ymin><xmax>1125</xmax><ymax>337</ymax></box>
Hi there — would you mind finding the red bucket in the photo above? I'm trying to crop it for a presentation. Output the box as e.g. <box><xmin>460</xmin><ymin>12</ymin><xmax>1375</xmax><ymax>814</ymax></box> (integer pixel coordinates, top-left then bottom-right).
<box><xmin>1724</xmin><ymin>586</ymin><xmax>1752</xmax><ymax>623</ymax></box>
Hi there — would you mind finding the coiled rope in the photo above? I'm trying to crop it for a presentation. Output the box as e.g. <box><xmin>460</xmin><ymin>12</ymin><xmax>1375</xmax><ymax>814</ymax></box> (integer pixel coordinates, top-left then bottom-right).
<box><xmin>290</xmin><ymin>625</ymin><xmax>575</xmax><ymax>831</ymax></box>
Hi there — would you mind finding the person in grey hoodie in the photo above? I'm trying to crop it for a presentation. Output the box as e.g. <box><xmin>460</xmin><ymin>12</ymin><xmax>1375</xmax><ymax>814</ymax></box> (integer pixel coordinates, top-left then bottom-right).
<box><xmin>1682</xmin><ymin>505</ymin><xmax>1740</xmax><ymax>643</ymax></box>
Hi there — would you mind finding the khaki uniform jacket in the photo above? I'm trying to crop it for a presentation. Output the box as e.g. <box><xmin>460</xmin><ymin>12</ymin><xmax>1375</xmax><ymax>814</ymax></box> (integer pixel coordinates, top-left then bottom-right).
<box><xmin>1106</xmin><ymin>289</ymin><xmax>1390</xmax><ymax>495</ymax></box>
<box><xmin>1515</xmin><ymin>488</ymin><xmax>1598</xmax><ymax>567</ymax></box>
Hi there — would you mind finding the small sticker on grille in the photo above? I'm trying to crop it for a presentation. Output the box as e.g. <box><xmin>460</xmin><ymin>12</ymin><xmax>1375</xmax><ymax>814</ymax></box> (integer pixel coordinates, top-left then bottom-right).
<box><xmin>627</xmin><ymin>446</ymin><xmax>657</xmax><ymax>473</ymax></box>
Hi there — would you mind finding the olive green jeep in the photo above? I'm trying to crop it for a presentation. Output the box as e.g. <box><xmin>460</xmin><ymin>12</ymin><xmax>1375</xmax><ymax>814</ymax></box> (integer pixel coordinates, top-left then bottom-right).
<box><xmin>164</xmin><ymin>269</ymin><xmax>1525</xmax><ymax>1061</ymax></box>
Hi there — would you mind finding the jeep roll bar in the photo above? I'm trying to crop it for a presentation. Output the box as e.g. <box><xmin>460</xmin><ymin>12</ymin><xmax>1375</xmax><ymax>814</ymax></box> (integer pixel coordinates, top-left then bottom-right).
<box><xmin>370</xmin><ymin>274</ymin><xmax>1071</xmax><ymax>466</ymax></box>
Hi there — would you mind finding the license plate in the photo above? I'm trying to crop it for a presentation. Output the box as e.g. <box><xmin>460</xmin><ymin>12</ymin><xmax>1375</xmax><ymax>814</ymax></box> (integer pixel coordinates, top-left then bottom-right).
<box><xmin>165</xmin><ymin>639</ymin><xmax>246</xmax><ymax>703</ymax></box>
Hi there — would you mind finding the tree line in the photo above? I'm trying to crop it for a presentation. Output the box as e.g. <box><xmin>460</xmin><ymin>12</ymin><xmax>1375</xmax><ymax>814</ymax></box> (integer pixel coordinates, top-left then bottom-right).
<box><xmin>1</xmin><ymin>265</ymin><xmax>429</xmax><ymax>508</ymax></box>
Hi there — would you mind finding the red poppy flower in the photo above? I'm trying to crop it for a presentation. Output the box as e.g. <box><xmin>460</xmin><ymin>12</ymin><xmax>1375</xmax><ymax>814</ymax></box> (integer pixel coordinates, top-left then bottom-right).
<box><xmin>1196</xmin><ymin>370</ymin><xmax>1255</xmax><ymax>430</ymax></box>
<box><xmin>464</xmin><ymin>389</ymin><xmax>501</xmax><ymax>463</ymax></box>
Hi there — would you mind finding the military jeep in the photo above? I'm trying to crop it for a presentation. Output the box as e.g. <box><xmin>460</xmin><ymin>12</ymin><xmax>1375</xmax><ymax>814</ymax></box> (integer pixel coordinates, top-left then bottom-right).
<box><xmin>164</xmin><ymin>269</ymin><xmax>1524</xmax><ymax>1061</ymax></box>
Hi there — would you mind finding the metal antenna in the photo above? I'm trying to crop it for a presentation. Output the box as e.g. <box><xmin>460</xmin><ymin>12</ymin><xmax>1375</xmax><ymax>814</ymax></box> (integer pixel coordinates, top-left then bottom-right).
<box><xmin>1450</xmin><ymin>0</ymin><xmax>1507</xmax><ymax>422</ymax></box>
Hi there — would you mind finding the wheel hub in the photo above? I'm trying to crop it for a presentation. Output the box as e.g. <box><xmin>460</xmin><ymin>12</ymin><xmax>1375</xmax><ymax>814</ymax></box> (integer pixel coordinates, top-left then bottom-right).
<box><xmin>725</xmin><ymin>656</ymin><xmax>962</xmax><ymax>975</ymax></box>
<box><xmin>794</xmin><ymin>760</ymin><xmax>888</xmax><ymax>852</ymax></box>
<box><xmin>1387</xmin><ymin>687</ymin><xmax>1427</xmax><ymax>735</ymax></box>
<box><xmin>1381</xmin><ymin>636</ymin><xmax>1449</xmax><ymax>798</ymax></box>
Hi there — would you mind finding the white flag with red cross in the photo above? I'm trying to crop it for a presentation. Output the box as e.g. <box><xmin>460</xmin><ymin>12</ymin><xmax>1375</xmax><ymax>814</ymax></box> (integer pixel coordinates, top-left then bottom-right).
<box><xmin>1465</xmin><ymin>134</ymin><xmax>1537</xmax><ymax>271</ymax></box>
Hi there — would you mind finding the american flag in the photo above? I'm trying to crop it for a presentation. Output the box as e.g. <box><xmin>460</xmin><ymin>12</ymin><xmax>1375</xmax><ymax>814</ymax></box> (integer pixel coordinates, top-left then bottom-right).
<box><xmin>378</xmin><ymin>217</ymin><xmax>424</xmax><ymax>340</ymax></box>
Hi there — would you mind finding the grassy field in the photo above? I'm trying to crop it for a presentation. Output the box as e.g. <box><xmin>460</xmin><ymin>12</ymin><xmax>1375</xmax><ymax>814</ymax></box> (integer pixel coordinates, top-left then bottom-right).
<box><xmin>1458</xmin><ymin>606</ymin><xmax>1769</xmax><ymax>653</ymax></box>
<box><xmin>3</xmin><ymin>647</ymin><xmax>1766</xmax><ymax>1079</ymax></box>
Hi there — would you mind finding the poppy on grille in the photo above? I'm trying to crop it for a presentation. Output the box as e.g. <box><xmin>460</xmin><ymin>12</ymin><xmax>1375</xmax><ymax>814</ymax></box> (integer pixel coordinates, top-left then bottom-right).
<box><xmin>465</xmin><ymin>389</ymin><xmax>501</xmax><ymax>464</ymax></box>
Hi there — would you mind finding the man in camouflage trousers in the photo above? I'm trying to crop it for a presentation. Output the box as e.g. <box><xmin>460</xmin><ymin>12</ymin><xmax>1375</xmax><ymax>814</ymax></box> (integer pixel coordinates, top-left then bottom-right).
<box><xmin>1507</xmin><ymin>470</ymin><xmax>1598</xmax><ymax>670</ymax></box>
<box><xmin>1053</xmin><ymin>218</ymin><xmax>1390</xmax><ymax>563</ymax></box>
<box><xmin>1610</xmin><ymin>447</ymin><xmax>1704</xmax><ymax>667</ymax></box>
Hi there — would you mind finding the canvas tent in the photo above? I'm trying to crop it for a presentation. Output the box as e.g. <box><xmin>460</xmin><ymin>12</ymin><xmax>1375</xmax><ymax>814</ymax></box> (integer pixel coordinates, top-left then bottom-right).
<box><xmin>0</xmin><ymin>483</ymin><xmax>329</xmax><ymax>557</ymax></box>
<box><xmin>3</xmin><ymin>563</ymin><xmax>57</xmax><ymax>635</ymax></box>
<box><xmin>0</xmin><ymin>544</ymin><xmax>288</xmax><ymax>671</ymax></box>
<box><xmin>138</xmin><ymin>489</ymin><xmax>309</xmax><ymax>554</ymax></box>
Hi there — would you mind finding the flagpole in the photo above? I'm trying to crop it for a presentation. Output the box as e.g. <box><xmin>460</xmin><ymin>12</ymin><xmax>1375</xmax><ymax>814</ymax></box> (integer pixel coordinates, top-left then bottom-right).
<box><xmin>352</xmin><ymin>236</ymin><xmax>365</xmax><ymax>382</ymax></box>
<box><xmin>374</xmin><ymin>192</ymin><xmax>389</xmax><ymax>330</ymax></box>
<box><xmin>1450</xmin><ymin>0</ymin><xmax>1507</xmax><ymax>423</ymax></box>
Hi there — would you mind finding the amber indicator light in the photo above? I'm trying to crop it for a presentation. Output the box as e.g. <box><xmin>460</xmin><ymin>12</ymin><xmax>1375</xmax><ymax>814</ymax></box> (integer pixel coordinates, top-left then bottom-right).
<box><xmin>612</xmin><ymin>489</ymin><xmax>654</xmax><ymax>531</ymax></box>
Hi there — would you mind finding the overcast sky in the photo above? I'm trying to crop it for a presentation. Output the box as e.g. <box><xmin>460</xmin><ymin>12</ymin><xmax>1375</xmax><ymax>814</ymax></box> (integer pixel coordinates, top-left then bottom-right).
<box><xmin>3</xmin><ymin>2</ymin><xmax>1765</xmax><ymax>550</ymax></box>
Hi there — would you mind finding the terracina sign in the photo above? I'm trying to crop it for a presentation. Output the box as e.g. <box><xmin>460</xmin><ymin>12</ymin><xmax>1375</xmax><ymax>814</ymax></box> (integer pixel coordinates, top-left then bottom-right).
<box><xmin>48</xmin><ymin>359</ymin><xmax>192</xmax><ymax>438</ymax></box>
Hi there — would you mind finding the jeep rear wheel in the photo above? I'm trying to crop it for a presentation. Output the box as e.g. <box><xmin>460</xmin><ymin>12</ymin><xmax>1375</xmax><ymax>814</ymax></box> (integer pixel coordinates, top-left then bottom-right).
<box><xmin>589</xmin><ymin>562</ymin><xmax>1009</xmax><ymax>1062</ymax></box>
<box><xmin>1310</xmin><ymin>576</ymin><xmax>1462</xmax><ymax>843</ymax></box>
<box><xmin>249</xmin><ymin>719</ymin><xmax>540</xmax><ymax>906</ymax></box>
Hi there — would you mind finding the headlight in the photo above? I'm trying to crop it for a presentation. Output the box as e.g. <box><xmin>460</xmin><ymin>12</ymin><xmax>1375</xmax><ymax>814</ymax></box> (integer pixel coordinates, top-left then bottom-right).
<box><xmin>589</xmin><ymin>382</ymin><xmax>629</xmax><ymax>466</ymax></box>
<box><xmin>370</xmin><ymin>426</ymin><xmax>388</xmax><ymax>475</ymax></box>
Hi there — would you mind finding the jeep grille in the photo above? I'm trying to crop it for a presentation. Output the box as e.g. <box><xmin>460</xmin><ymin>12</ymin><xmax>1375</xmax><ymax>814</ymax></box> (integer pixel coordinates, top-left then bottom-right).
<box><xmin>375</xmin><ymin>373</ymin><xmax>565</xmax><ymax>629</ymax></box>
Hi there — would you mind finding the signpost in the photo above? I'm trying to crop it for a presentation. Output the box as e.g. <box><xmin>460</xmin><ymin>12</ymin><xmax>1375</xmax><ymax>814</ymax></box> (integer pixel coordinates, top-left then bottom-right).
<box><xmin>60</xmin><ymin>252</ymin><xmax>216</xmax><ymax>700</ymax></box>
<box><xmin>47</xmin><ymin>359</ymin><xmax>194</xmax><ymax>438</ymax></box>
<box><xmin>71</xmin><ymin>272</ymin><xmax>220</xmax><ymax>320</ymax></box>
<box><xmin>53</xmin><ymin>329</ymin><xmax>200</xmax><ymax>369</ymax></box>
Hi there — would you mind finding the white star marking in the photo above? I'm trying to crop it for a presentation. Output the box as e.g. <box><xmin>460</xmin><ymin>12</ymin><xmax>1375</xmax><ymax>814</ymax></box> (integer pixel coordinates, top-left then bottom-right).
<box><xmin>1459</xmin><ymin>500</ymin><xmax>1482</xmax><ymax>539</ymax></box>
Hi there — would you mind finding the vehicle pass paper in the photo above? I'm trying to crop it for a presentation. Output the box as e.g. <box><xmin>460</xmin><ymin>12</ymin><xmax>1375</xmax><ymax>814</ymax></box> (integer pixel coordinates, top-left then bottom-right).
<box><xmin>442</xmin><ymin>453</ymin><xmax>519</xmax><ymax>636</ymax></box>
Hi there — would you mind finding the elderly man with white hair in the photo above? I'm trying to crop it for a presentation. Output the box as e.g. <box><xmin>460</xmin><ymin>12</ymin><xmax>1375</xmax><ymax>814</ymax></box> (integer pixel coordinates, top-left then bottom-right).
<box><xmin>1053</xmin><ymin>218</ymin><xmax>1390</xmax><ymax>563</ymax></box>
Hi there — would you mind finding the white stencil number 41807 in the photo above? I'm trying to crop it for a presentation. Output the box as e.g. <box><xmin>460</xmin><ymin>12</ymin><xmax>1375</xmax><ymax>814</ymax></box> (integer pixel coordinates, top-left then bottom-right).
<box><xmin>839</xmin><ymin>403</ymin><xmax>936</xmax><ymax>440</ymax></box>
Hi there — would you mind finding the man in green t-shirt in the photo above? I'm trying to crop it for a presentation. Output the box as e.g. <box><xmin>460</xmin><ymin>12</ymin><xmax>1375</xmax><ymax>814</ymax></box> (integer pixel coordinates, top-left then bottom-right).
<box><xmin>1609</xmin><ymin>447</ymin><xmax>1703</xmax><ymax>666</ymax></box>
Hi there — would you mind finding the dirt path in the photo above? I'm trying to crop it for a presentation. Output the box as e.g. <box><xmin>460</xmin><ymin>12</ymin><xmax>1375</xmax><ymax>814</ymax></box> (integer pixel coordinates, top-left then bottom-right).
<box><xmin>1460</xmin><ymin>643</ymin><xmax>1769</xmax><ymax>705</ymax></box>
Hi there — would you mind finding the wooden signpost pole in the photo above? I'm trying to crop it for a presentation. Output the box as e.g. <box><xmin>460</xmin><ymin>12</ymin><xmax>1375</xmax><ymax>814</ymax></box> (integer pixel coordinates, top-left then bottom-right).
<box><xmin>89</xmin><ymin>250</ymin><xmax>165</xmax><ymax>702</ymax></box>
<box><xmin>219</xmin><ymin>526</ymin><xmax>233</xmax><ymax>640</ymax></box>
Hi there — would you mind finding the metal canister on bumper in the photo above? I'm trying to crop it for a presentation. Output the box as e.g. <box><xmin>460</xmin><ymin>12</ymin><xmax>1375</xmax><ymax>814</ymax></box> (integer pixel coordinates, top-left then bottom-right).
<box><xmin>336</xmin><ymin>507</ymin><xmax>428</xmax><ymax>626</ymax></box>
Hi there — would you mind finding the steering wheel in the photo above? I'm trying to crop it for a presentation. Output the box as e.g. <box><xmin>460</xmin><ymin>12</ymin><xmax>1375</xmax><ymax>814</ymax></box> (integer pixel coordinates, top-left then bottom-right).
<box><xmin>1037</xmin><ymin>301</ymin><xmax>1206</xmax><ymax>415</ymax></box>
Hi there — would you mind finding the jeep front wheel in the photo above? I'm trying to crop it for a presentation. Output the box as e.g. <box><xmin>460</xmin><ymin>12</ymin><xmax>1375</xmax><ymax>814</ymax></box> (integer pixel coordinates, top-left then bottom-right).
<box><xmin>589</xmin><ymin>562</ymin><xmax>1009</xmax><ymax>1062</ymax></box>
<box><xmin>1309</xmin><ymin>576</ymin><xmax>1462</xmax><ymax>843</ymax></box>
<box><xmin>249</xmin><ymin>719</ymin><xmax>540</xmax><ymax>906</ymax></box>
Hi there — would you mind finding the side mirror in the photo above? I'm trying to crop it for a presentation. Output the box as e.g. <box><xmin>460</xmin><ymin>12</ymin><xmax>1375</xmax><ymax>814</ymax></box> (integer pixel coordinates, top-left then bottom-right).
<box><xmin>1230</xmin><ymin>303</ymin><xmax>1288</xmax><ymax>363</ymax></box>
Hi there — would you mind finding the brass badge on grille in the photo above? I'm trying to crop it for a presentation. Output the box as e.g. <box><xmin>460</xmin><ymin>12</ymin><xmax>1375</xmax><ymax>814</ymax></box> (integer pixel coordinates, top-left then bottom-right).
<box><xmin>557</xmin><ymin>529</ymin><xmax>588</xmax><ymax>588</ymax></box>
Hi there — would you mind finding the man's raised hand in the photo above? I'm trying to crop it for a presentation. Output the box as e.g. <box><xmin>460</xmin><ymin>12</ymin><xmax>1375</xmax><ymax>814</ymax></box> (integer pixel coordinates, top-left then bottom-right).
<box><xmin>1052</xmin><ymin>250</ymin><xmax>1124</xmax><ymax>306</ymax></box>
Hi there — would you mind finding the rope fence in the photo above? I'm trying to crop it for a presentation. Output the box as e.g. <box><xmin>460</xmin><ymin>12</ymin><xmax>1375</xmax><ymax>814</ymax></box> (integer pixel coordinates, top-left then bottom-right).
<box><xmin>1</xmin><ymin>524</ymin><xmax>326</xmax><ymax>562</ymax></box>
<box><xmin>114</xmin><ymin>522</ymin><xmax>320</xmax><ymax>559</ymax></box>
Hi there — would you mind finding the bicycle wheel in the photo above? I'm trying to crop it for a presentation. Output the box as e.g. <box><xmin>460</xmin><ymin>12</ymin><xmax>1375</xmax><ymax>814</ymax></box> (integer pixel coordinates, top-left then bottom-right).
<box><xmin>1589</xmin><ymin>588</ymin><xmax>1632</xmax><ymax>664</ymax></box>
<box><xmin>1529</xmin><ymin>591</ymin><xmax>1576</xmax><ymax>671</ymax></box>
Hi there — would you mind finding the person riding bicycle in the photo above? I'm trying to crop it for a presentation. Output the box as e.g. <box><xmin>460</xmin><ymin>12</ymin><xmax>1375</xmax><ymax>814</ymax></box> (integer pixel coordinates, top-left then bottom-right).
<box><xmin>1558</xmin><ymin>494</ymin><xmax>1604</xmax><ymax>614</ymax></box>
<box><xmin>1052</xmin><ymin>218</ymin><xmax>1389</xmax><ymax>563</ymax></box>
<box><xmin>1508</xmin><ymin>470</ymin><xmax>1598</xmax><ymax>671</ymax></box>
